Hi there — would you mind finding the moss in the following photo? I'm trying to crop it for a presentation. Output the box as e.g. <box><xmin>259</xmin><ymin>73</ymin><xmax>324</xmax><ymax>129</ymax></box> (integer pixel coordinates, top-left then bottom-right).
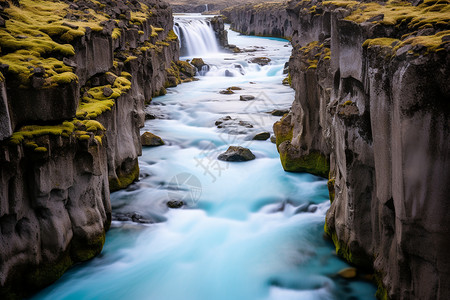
<box><xmin>395</xmin><ymin>30</ymin><xmax>450</xmax><ymax>52</ymax></box>
<box><xmin>34</xmin><ymin>146</ymin><xmax>47</xmax><ymax>153</ymax></box>
<box><xmin>9</xmin><ymin>122</ymin><xmax>76</xmax><ymax>145</ymax></box>
<box><xmin>156</xmin><ymin>41</ymin><xmax>169</xmax><ymax>47</ymax></box>
<box><xmin>124</xmin><ymin>56</ymin><xmax>138</xmax><ymax>64</ymax></box>
<box><xmin>109</xmin><ymin>160</ymin><xmax>140</xmax><ymax>192</ymax></box>
<box><xmin>70</xmin><ymin>231</ymin><xmax>106</xmax><ymax>262</ymax></box>
<box><xmin>345</xmin><ymin>0</ymin><xmax>450</xmax><ymax>30</ymax></box>
<box><xmin>280</xmin><ymin>150</ymin><xmax>330</xmax><ymax>178</ymax></box>
<box><xmin>112</xmin><ymin>28</ymin><xmax>122</xmax><ymax>40</ymax></box>
<box><xmin>27</xmin><ymin>253</ymin><xmax>73</xmax><ymax>291</ymax></box>
<box><xmin>94</xmin><ymin>135</ymin><xmax>103</xmax><ymax>145</ymax></box>
<box><xmin>78</xmin><ymin>134</ymin><xmax>91</xmax><ymax>141</ymax></box>
<box><xmin>76</xmin><ymin>75</ymin><xmax>131</xmax><ymax>120</ymax></box>
<box><xmin>323</xmin><ymin>1</ymin><xmax>359</xmax><ymax>8</ymax></box>
<box><xmin>167</xmin><ymin>29</ymin><xmax>178</xmax><ymax>41</ymax></box>
<box><xmin>327</xmin><ymin>178</ymin><xmax>336</xmax><ymax>203</ymax></box>
<box><xmin>51</xmin><ymin>72</ymin><xmax>78</xmax><ymax>85</ymax></box>
<box><xmin>298</xmin><ymin>41</ymin><xmax>331</xmax><ymax>71</ymax></box>
<box><xmin>363</xmin><ymin>38</ymin><xmax>399</xmax><ymax>48</ymax></box>
<box><xmin>150</xmin><ymin>25</ymin><xmax>162</xmax><ymax>37</ymax></box>
<box><xmin>374</xmin><ymin>273</ymin><xmax>390</xmax><ymax>300</ymax></box>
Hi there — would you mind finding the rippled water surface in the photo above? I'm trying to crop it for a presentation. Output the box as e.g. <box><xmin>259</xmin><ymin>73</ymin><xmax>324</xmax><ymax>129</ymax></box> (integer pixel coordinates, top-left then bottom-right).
<box><xmin>33</xmin><ymin>15</ymin><xmax>376</xmax><ymax>300</ymax></box>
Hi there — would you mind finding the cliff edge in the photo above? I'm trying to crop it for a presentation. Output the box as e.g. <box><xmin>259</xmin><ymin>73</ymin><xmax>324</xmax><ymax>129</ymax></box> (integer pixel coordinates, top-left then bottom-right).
<box><xmin>0</xmin><ymin>0</ymin><xmax>194</xmax><ymax>298</ymax></box>
<box><xmin>225</xmin><ymin>0</ymin><xmax>450</xmax><ymax>299</ymax></box>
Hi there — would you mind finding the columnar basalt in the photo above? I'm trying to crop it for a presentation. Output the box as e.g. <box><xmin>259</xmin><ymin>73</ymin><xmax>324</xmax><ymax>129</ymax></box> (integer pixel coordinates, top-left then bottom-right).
<box><xmin>0</xmin><ymin>0</ymin><xmax>191</xmax><ymax>298</ymax></box>
<box><xmin>227</xmin><ymin>0</ymin><xmax>450</xmax><ymax>299</ymax></box>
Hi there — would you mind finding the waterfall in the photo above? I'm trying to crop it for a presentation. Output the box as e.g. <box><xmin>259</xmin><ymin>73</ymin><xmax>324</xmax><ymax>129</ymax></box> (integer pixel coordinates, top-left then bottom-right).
<box><xmin>205</xmin><ymin>4</ymin><xmax>208</xmax><ymax>12</ymax></box>
<box><xmin>174</xmin><ymin>18</ymin><xmax>220</xmax><ymax>56</ymax></box>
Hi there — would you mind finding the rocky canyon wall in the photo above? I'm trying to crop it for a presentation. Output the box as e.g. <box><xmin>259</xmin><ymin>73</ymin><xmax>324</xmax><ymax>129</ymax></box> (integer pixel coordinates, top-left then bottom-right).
<box><xmin>0</xmin><ymin>0</ymin><xmax>188</xmax><ymax>298</ymax></box>
<box><xmin>225</xmin><ymin>0</ymin><xmax>450</xmax><ymax>299</ymax></box>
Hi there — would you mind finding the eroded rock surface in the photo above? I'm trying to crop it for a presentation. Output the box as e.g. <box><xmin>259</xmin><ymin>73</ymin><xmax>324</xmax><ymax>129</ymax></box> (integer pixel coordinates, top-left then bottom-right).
<box><xmin>226</xmin><ymin>1</ymin><xmax>450</xmax><ymax>299</ymax></box>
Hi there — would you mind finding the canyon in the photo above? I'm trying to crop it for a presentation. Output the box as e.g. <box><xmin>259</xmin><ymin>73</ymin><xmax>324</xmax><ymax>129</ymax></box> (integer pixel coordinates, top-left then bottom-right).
<box><xmin>0</xmin><ymin>0</ymin><xmax>448</xmax><ymax>299</ymax></box>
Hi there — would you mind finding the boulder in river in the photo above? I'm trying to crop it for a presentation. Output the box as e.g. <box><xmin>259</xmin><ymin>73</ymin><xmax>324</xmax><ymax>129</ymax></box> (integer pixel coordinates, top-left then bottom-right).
<box><xmin>167</xmin><ymin>200</ymin><xmax>184</xmax><ymax>208</ymax></box>
<box><xmin>252</xmin><ymin>132</ymin><xmax>270</xmax><ymax>141</ymax></box>
<box><xmin>249</xmin><ymin>57</ymin><xmax>271</xmax><ymax>66</ymax></box>
<box><xmin>271</xmin><ymin>109</ymin><xmax>289</xmax><ymax>116</ymax></box>
<box><xmin>190</xmin><ymin>58</ymin><xmax>206</xmax><ymax>70</ymax></box>
<box><xmin>240</xmin><ymin>95</ymin><xmax>255</xmax><ymax>101</ymax></box>
<box><xmin>218</xmin><ymin>146</ymin><xmax>255</xmax><ymax>162</ymax></box>
<box><xmin>141</xmin><ymin>132</ymin><xmax>164</xmax><ymax>146</ymax></box>
<box><xmin>219</xmin><ymin>88</ymin><xmax>234</xmax><ymax>94</ymax></box>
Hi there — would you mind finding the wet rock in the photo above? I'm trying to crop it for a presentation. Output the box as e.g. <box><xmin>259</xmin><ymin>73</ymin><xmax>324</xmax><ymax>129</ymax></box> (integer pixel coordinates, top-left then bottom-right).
<box><xmin>253</xmin><ymin>132</ymin><xmax>270</xmax><ymax>141</ymax></box>
<box><xmin>240</xmin><ymin>95</ymin><xmax>255</xmax><ymax>101</ymax></box>
<box><xmin>238</xmin><ymin>120</ymin><xmax>253</xmax><ymax>128</ymax></box>
<box><xmin>103</xmin><ymin>87</ymin><xmax>114</xmax><ymax>97</ymax></box>
<box><xmin>141</xmin><ymin>132</ymin><xmax>164</xmax><ymax>146</ymax></box>
<box><xmin>271</xmin><ymin>109</ymin><xmax>289</xmax><ymax>116</ymax></box>
<box><xmin>218</xmin><ymin>146</ymin><xmax>256</xmax><ymax>162</ymax></box>
<box><xmin>270</xmin><ymin>135</ymin><xmax>276</xmax><ymax>144</ymax></box>
<box><xmin>229</xmin><ymin>86</ymin><xmax>242</xmax><ymax>90</ymax></box>
<box><xmin>337</xmin><ymin>268</ymin><xmax>357</xmax><ymax>279</ymax></box>
<box><xmin>249</xmin><ymin>57</ymin><xmax>271</xmax><ymax>66</ymax></box>
<box><xmin>112</xmin><ymin>212</ymin><xmax>154</xmax><ymax>224</ymax></box>
<box><xmin>224</xmin><ymin>70</ymin><xmax>235</xmax><ymax>77</ymax></box>
<box><xmin>215</xmin><ymin>115</ymin><xmax>232</xmax><ymax>126</ymax></box>
<box><xmin>167</xmin><ymin>200</ymin><xmax>184</xmax><ymax>208</ymax></box>
<box><xmin>219</xmin><ymin>88</ymin><xmax>234</xmax><ymax>94</ymax></box>
<box><xmin>190</xmin><ymin>58</ymin><xmax>206</xmax><ymax>70</ymax></box>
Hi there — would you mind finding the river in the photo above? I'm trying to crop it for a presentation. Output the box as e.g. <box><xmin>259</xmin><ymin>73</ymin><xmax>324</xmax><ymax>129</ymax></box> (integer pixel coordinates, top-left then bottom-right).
<box><xmin>33</xmin><ymin>14</ymin><xmax>376</xmax><ymax>300</ymax></box>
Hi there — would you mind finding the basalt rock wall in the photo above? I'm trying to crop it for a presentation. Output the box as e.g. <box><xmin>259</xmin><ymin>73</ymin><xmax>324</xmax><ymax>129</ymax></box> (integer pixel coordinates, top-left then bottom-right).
<box><xmin>0</xmin><ymin>0</ymin><xmax>180</xmax><ymax>298</ymax></box>
<box><xmin>226</xmin><ymin>0</ymin><xmax>450</xmax><ymax>299</ymax></box>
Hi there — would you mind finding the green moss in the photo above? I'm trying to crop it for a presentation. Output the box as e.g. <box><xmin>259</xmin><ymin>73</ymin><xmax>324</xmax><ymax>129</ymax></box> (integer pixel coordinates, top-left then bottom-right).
<box><xmin>156</xmin><ymin>41</ymin><xmax>169</xmax><ymax>47</ymax></box>
<box><xmin>374</xmin><ymin>273</ymin><xmax>390</xmax><ymax>300</ymax></box>
<box><xmin>9</xmin><ymin>122</ymin><xmax>76</xmax><ymax>145</ymax></box>
<box><xmin>76</xmin><ymin>76</ymin><xmax>130</xmax><ymax>120</ymax></box>
<box><xmin>109</xmin><ymin>161</ymin><xmax>140</xmax><ymax>192</ymax></box>
<box><xmin>51</xmin><ymin>72</ymin><xmax>78</xmax><ymax>85</ymax></box>
<box><xmin>112</xmin><ymin>28</ymin><xmax>121</xmax><ymax>40</ymax></box>
<box><xmin>27</xmin><ymin>253</ymin><xmax>73</xmax><ymax>290</ymax></box>
<box><xmin>167</xmin><ymin>29</ymin><xmax>178</xmax><ymax>41</ymax></box>
<box><xmin>34</xmin><ymin>146</ymin><xmax>47</xmax><ymax>152</ymax></box>
<box><xmin>327</xmin><ymin>178</ymin><xmax>336</xmax><ymax>203</ymax></box>
<box><xmin>70</xmin><ymin>231</ymin><xmax>106</xmax><ymax>262</ymax></box>
<box><xmin>280</xmin><ymin>150</ymin><xmax>330</xmax><ymax>178</ymax></box>
<box><xmin>363</xmin><ymin>38</ymin><xmax>399</xmax><ymax>48</ymax></box>
<box><xmin>124</xmin><ymin>56</ymin><xmax>138</xmax><ymax>64</ymax></box>
<box><xmin>345</xmin><ymin>0</ymin><xmax>450</xmax><ymax>30</ymax></box>
<box><xmin>78</xmin><ymin>134</ymin><xmax>91</xmax><ymax>141</ymax></box>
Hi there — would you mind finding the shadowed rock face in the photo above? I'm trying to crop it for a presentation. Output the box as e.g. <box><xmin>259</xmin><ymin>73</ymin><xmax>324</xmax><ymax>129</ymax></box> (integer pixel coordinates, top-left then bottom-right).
<box><xmin>0</xmin><ymin>0</ymin><xmax>181</xmax><ymax>298</ymax></box>
<box><xmin>227</xmin><ymin>1</ymin><xmax>450</xmax><ymax>299</ymax></box>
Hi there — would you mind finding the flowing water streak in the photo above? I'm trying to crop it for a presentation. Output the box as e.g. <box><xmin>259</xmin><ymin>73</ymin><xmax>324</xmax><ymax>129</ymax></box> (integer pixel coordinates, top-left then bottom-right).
<box><xmin>32</xmin><ymin>15</ymin><xmax>377</xmax><ymax>300</ymax></box>
<box><xmin>174</xmin><ymin>15</ymin><xmax>220</xmax><ymax>56</ymax></box>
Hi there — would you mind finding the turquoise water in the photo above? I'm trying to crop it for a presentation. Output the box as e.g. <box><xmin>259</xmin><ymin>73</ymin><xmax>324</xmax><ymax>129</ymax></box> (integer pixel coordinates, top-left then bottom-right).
<box><xmin>33</xmin><ymin>16</ymin><xmax>376</xmax><ymax>300</ymax></box>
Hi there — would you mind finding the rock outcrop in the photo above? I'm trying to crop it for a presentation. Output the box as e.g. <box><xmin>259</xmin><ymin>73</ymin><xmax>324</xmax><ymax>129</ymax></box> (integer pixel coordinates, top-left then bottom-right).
<box><xmin>226</xmin><ymin>1</ymin><xmax>450</xmax><ymax>299</ymax></box>
<box><xmin>0</xmin><ymin>0</ymin><xmax>190</xmax><ymax>298</ymax></box>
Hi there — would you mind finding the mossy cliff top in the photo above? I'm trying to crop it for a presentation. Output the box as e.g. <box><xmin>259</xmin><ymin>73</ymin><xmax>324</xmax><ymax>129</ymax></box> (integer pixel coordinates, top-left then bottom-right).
<box><xmin>0</xmin><ymin>0</ymin><xmax>160</xmax><ymax>88</ymax></box>
<box><xmin>226</xmin><ymin>0</ymin><xmax>449</xmax><ymax>55</ymax></box>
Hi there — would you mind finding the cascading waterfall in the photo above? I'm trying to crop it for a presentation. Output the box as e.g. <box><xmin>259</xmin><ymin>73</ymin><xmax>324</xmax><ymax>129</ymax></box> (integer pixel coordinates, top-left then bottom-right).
<box><xmin>174</xmin><ymin>17</ymin><xmax>220</xmax><ymax>56</ymax></box>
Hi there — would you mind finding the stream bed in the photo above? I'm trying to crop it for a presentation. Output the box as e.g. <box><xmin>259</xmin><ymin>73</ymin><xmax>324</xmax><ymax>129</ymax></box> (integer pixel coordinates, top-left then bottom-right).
<box><xmin>33</xmin><ymin>15</ymin><xmax>376</xmax><ymax>300</ymax></box>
